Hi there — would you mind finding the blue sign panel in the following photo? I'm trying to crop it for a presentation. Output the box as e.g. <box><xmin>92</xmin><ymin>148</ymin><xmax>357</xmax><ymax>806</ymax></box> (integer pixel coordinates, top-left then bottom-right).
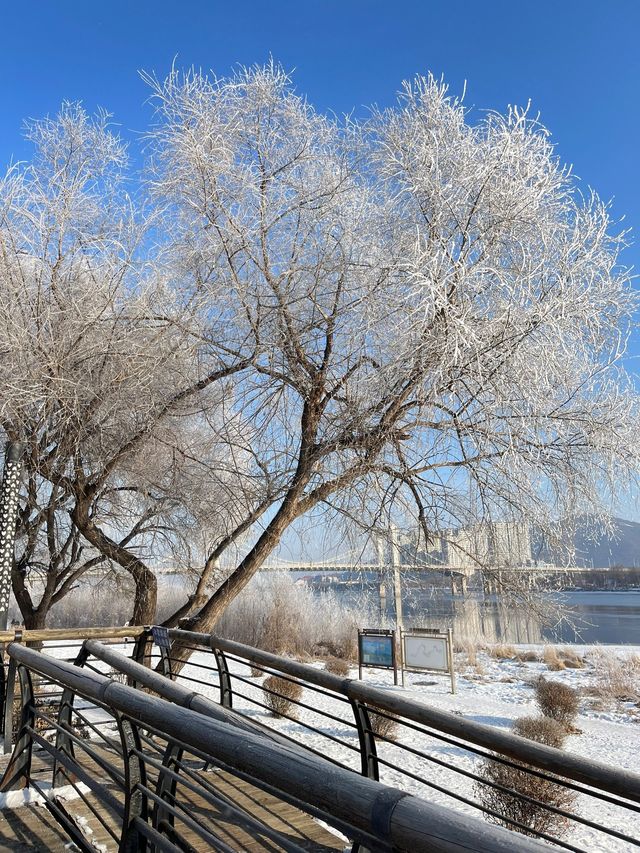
<box><xmin>360</xmin><ymin>634</ymin><xmax>394</xmax><ymax>668</ymax></box>
<box><xmin>152</xmin><ymin>625</ymin><xmax>170</xmax><ymax>649</ymax></box>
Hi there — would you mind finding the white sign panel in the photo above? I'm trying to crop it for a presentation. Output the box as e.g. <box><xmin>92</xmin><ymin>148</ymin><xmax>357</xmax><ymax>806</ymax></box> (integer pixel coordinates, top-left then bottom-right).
<box><xmin>403</xmin><ymin>635</ymin><xmax>448</xmax><ymax>672</ymax></box>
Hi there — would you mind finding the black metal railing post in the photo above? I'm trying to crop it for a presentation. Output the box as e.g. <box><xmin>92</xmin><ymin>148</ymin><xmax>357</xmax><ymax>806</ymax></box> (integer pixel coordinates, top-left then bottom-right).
<box><xmin>350</xmin><ymin>700</ymin><xmax>379</xmax><ymax>780</ymax></box>
<box><xmin>153</xmin><ymin>741</ymin><xmax>183</xmax><ymax>842</ymax></box>
<box><xmin>0</xmin><ymin>662</ymin><xmax>35</xmax><ymax>790</ymax></box>
<box><xmin>2</xmin><ymin>655</ymin><xmax>16</xmax><ymax>753</ymax></box>
<box><xmin>117</xmin><ymin>713</ymin><xmax>148</xmax><ymax>852</ymax></box>
<box><xmin>210</xmin><ymin>637</ymin><xmax>233</xmax><ymax>709</ymax></box>
<box><xmin>53</xmin><ymin>645</ymin><xmax>90</xmax><ymax>788</ymax></box>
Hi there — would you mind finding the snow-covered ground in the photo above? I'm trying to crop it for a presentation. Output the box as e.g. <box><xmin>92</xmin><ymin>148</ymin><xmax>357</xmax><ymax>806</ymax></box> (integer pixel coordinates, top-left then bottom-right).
<box><xmin>8</xmin><ymin>640</ymin><xmax>640</xmax><ymax>851</ymax></box>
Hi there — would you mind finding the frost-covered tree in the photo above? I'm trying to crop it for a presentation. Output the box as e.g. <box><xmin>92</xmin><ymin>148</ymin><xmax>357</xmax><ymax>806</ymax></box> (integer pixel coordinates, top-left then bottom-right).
<box><xmin>0</xmin><ymin>104</ymin><xmax>253</xmax><ymax>626</ymax></box>
<box><xmin>143</xmin><ymin>66</ymin><xmax>638</xmax><ymax>662</ymax></box>
<box><xmin>1</xmin><ymin>67</ymin><xmax>637</xmax><ymax>638</ymax></box>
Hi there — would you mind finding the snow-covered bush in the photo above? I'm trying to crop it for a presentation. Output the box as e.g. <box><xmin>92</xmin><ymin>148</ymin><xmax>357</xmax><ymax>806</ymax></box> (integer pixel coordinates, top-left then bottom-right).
<box><xmin>477</xmin><ymin>714</ymin><xmax>575</xmax><ymax>838</ymax></box>
<box><xmin>366</xmin><ymin>705</ymin><xmax>400</xmax><ymax>742</ymax></box>
<box><xmin>512</xmin><ymin>716</ymin><xmax>567</xmax><ymax>749</ymax></box>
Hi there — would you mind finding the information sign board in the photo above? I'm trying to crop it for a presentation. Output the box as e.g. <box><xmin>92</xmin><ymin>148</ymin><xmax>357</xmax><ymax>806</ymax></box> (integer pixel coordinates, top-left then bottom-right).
<box><xmin>361</xmin><ymin>634</ymin><xmax>394</xmax><ymax>668</ymax></box>
<box><xmin>400</xmin><ymin>628</ymin><xmax>456</xmax><ymax>693</ymax></box>
<box><xmin>357</xmin><ymin>628</ymin><xmax>398</xmax><ymax>684</ymax></box>
<box><xmin>403</xmin><ymin>634</ymin><xmax>448</xmax><ymax>671</ymax></box>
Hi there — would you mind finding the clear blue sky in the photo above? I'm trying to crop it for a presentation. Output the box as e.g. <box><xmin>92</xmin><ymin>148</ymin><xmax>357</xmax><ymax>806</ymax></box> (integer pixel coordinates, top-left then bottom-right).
<box><xmin>2</xmin><ymin>1</ymin><xmax>637</xmax><ymax>278</ymax></box>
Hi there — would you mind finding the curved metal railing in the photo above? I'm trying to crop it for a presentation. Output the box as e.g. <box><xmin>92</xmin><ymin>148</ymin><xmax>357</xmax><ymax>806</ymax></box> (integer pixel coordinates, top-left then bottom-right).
<box><xmin>0</xmin><ymin>641</ymin><xmax>551</xmax><ymax>853</ymax></box>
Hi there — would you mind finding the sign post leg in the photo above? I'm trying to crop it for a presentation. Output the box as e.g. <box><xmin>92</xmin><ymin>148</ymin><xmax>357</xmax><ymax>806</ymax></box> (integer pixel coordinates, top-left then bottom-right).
<box><xmin>447</xmin><ymin>627</ymin><xmax>456</xmax><ymax>694</ymax></box>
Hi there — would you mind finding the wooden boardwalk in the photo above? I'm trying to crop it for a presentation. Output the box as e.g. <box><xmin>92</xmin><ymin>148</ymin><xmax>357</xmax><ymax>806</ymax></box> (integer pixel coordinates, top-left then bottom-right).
<box><xmin>0</xmin><ymin>748</ymin><xmax>344</xmax><ymax>851</ymax></box>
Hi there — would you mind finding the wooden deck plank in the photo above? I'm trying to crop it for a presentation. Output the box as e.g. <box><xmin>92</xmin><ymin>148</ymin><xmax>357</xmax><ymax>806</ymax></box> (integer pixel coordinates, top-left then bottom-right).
<box><xmin>0</xmin><ymin>742</ymin><xmax>345</xmax><ymax>852</ymax></box>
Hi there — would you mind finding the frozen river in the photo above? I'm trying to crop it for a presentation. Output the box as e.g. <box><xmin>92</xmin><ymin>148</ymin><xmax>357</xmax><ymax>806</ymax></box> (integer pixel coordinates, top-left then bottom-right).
<box><xmin>334</xmin><ymin>579</ymin><xmax>640</xmax><ymax>645</ymax></box>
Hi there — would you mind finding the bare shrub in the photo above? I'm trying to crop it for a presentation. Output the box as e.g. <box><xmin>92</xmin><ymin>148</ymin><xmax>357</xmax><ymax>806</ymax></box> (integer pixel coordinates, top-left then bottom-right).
<box><xmin>249</xmin><ymin>664</ymin><xmax>263</xmax><ymax>678</ymax></box>
<box><xmin>324</xmin><ymin>657</ymin><xmax>351</xmax><ymax>676</ymax></box>
<box><xmin>262</xmin><ymin>675</ymin><xmax>303</xmax><ymax>718</ymax></box>
<box><xmin>477</xmin><ymin>714</ymin><xmax>576</xmax><ymax>838</ymax></box>
<box><xmin>535</xmin><ymin>678</ymin><xmax>579</xmax><ymax>727</ymax></box>
<box><xmin>513</xmin><ymin>716</ymin><xmax>567</xmax><ymax>749</ymax></box>
<box><xmin>490</xmin><ymin>644</ymin><xmax>517</xmax><ymax>660</ymax></box>
<box><xmin>367</xmin><ymin>706</ymin><xmax>400</xmax><ymax>741</ymax></box>
<box><xmin>516</xmin><ymin>650</ymin><xmax>540</xmax><ymax>663</ymax></box>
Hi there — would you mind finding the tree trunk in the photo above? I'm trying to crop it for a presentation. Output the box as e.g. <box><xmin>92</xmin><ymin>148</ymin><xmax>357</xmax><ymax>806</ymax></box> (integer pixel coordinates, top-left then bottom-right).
<box><xmin>71</xmin><ymin>501</ymin><xmax>158</xmax><ymax>625</ymax></box>
<box><xmin>166</xmin><ymin>489</ymin><xmax>306</xmax><ymax>672</ymax></box>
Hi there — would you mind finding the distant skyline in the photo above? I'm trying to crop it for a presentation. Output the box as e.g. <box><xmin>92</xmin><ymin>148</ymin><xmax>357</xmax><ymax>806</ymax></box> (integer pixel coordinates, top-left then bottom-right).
<box><xmin>2</xmin><ymin>0</ymin><xmax>638</xmax><ymax>521</ymax></box>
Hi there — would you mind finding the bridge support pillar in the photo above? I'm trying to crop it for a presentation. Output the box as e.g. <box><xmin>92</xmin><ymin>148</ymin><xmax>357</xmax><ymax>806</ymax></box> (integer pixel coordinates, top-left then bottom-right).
<box><xmin>378</xmin><ymin>575</ymin><xmax>387</xmax><ymax>619</ymax></box>
<box><xmin>450</xmin><ymin>573</ymin><xmax>467</xmax><ymax>596</ymax></box>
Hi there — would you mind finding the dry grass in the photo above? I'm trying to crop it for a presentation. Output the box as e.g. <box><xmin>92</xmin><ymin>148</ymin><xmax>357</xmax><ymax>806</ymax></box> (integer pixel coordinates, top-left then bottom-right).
<box><xmin>543</xmin><ymin>646</ymin><xmax>566</xmax><ymax>671</ymax></box>
<box><xmin>559</xmin><ymin>648</ymin><xmax>585</xmax><ymax>669</ymax></box>
<box><xmin>535</xmin><ymin>678</ymin><xmax>579</xmax><ymax>728</ymax></box>
<box><xmin>215</xmin><ymin>574</ymin><xmax>370</xmax><ymax>659</ymax></box>
<box><xmin>586</xmin><ymin>649</ymin><xmax>640</xmax><ymax>705</ymax></box>
<box><xmin>324</xmin><ymin>657</ymin><xmax>351</xmax><ymax>676</ymax></box>
<box><xmin>473</xmin><ymin>660</ymin><xmax>486</xmax><ymax>677</ymax></box>
<box><xmin>464</xmin><ymin>644</ymin><xmax>478</xmax><ymax>668</ymax></box>
<box><xmin>490</xmin><ymin>644</ymin><xmax>517</xmax><ymax>660</ymax></box>
<box><xmin>262</xmin><ymin>675</ymin><xmax>303</xmax><ymax>718</ymax></box>
<box><xmin>455</xmin><ymin>640</ymin><xmax>480</xmax><ymax>669</ymax></box>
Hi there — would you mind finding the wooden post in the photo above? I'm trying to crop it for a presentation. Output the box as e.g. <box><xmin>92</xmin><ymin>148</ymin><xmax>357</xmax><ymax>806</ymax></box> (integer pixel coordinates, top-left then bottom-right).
<box><xmin>447</xmin><ymin>627</ymin><xmax>456</xmax><ymax>694</ymax></box>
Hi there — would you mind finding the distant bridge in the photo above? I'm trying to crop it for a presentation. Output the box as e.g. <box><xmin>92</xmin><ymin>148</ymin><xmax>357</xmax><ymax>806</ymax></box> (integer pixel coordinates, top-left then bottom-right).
<box><xmin>259</xmin><ymin>562</ymin><xmax>586</xmax><ymax>575</ymax></box>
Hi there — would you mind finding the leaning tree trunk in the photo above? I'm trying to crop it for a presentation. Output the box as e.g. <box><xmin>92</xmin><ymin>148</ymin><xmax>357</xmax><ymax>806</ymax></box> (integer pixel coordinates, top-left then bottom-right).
<box><xmin>164</xmin><ymin>490</ymin><xmax>306</xmax><ymax>674</ymax></box>
<box><xmin>72</xmin><ymin>501</ymin><xmax>158</xmax><ymax>625</ymax></box>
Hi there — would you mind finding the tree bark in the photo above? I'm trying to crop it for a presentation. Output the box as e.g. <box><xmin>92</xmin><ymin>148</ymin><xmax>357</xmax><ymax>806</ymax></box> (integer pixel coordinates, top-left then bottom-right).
<box><xmin>166</xmin><ymin>477</ymin><xmax>310</xmax><ymax>671</ymax></box>
<box><xmin>71</xmin><ymin>502</ymin><xmax>158</xmax><ymax>625</ymax></box>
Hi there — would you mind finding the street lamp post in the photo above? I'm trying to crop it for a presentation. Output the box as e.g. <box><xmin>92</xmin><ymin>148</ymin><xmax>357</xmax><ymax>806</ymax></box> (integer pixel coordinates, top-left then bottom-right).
<box><xmin>0</xmin><ymin>442</ymin><xmax>24</xmax><ymax>631</ymax></box>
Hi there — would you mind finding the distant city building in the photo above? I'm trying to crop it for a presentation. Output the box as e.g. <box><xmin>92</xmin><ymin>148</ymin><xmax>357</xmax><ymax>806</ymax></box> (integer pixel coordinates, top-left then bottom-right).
<box><xmin>446</xmin><ymin>522</ymin><xmax>532</xmax><ymax>569</ymax></box>
<box><xmin>378</xmin><ymin>521</ymin><xmax>532</xmax><ymax>569</ymax></box>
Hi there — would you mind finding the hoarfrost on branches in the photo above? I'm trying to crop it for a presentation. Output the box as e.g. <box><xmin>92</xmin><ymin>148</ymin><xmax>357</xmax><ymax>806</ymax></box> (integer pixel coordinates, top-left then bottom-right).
<box><xmin>0</xmin><ymin>66</ymin><xmax>637</xmax><ymax>636</ymax></box>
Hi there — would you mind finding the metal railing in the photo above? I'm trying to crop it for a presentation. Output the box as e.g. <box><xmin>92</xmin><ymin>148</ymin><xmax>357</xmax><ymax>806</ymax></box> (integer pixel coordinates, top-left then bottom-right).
<box><xmin>2</xmin><ymin>626</ymin><xmax>640</xmax><ymax>851</ymax></box>
<box><xmin>0</xmin><ymin>641</ymin><xmax>552</xmax><ymax>853</ymax></box>
<box><xmin>148</xmin><ymin>628</ymin><xmax>640</xmax><ymax>852</ymax></box>
<box><xmin>0</xmin><ymin>625</ymin><xmax>147</xmax><ymax>754</ymax></box>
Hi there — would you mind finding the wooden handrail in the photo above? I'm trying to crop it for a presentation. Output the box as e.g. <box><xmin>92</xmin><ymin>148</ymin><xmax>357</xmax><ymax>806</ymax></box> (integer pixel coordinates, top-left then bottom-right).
<box><xmin>0</xmin><ymin>625</ymin><xmax>145</xmax><ymax>644</ymax></box>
